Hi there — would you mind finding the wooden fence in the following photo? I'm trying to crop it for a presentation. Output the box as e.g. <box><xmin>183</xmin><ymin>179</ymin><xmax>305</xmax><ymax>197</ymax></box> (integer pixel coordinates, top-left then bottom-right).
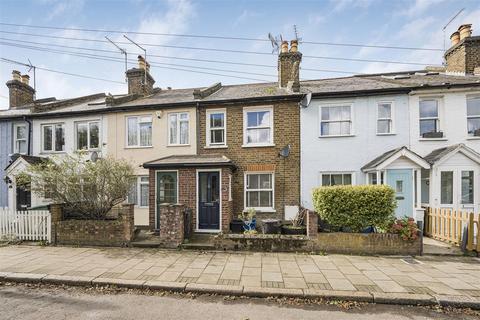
<box><xmin>0</xmin><ymin>208</ymin><xmax>51</xmax><ymax>242</ymax></box>
<box><xmin>424</xmin><ymin>207</ymin><xmax>479</xmax><ymax>252</ymax></box>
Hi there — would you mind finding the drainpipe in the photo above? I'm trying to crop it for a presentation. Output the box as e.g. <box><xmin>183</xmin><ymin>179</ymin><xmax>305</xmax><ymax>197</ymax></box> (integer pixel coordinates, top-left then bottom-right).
<box><xmin>23</xmin><ymin>116</ymin><xmax>32</xmax><ymax>156</ymax></box>
<box><xmin>196</xmin><ymin>102</ymin><xmax>200</xmax><ymax>154</ymax></box>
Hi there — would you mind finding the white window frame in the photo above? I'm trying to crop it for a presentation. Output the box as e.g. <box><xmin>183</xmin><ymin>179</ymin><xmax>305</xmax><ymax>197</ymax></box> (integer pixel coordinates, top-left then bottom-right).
<box><xmin>75</xmin><ymin>120</ymin><xmax>101</xmax><ymax>151</ymax></box>
<box><xmin>128</xmin><ymin>176</ymin><xmax>149</xmax><ymax>208</ymax></box>
<box><xmin>419</xmin><ymin>98</ymin><xmax>441</xmax><ymax>137</ymax></box>
<box><xmin>376</xmin><ymin>101</ymin><xmax>395</xmax><ymax>135</ymax></box>
<box><xmin>41</xmin><ymin>123</ymin><xmax>65</xmax><ymax>153</ymax></box>
<box><xmin>319</xmin><ymin>103</ymin><xmax>354</xmax><ymax>137</ymax></box>
<box><xmin>168</xmin><ymin>112</ymin><xmax>190</xmax><ymax>146</ymax></box>
<box><xmin>242</xmin><ymin>106</ymin><xmax>274</xmax><ymax>147</ymax></box>
<box><xmin>126</xmin><ymin>115</ymin><xmax>153</xmax><ymax>148</ymax></box>
<box><xmin>206</xmin><ymin>109</ymin><xmax>227</xmax><ymax>147</ymax></box>
<box><xmin>244</xmin><ymin>172</ymin><xmax>275</xmax><ymax>212</ymax></box>
<box><xmin>13</xmin><ymin>123</ymin><xmax>27</xmax><ymax>154</ymax></box>
<box><xmin>466</xmin><ymin>96</ymin><xmax>480</xmax><ymax>136</ymax></box>
<box><xmin>319</xmin><ymin>172</ymin><xmax>355</xmax><ymax>186</ymax></box>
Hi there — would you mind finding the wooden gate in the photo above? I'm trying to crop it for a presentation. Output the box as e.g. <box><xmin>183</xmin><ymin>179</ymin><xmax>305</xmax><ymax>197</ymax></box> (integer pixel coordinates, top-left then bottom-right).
<box><xmin>0</xmin><ymin>208</ymin><xmax>51</xmax><ymax>242</ymax></box>
<box><xmin>424</xmin><ymin>207</ymin><xmax>479</xmax><ymax>252</ymax></box>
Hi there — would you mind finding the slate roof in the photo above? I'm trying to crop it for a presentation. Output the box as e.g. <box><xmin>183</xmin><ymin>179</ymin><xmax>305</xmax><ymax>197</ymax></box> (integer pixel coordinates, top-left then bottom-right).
<box><xmin>143</xmin><ymin>154</ymin><xmax>236</xmax><ymax>169</ymax></box>
<box><xmin>361</xmin><ymin>147</ymin><xmax>405</xmax><ymax>171</ymax></box>
<box><xmin>4</xmin><ymin>154</ymin><xmax>48</xmax><ymax>171</ymax></box>
<box><xmin>1</xmin><ymin>70</ymin><xmax>479</xmax><ymax>119</ymax></box>
<box><xmin>423</xmin><ymin>143</ymin><xmax>480</xmax><ymax>164</ymax></box>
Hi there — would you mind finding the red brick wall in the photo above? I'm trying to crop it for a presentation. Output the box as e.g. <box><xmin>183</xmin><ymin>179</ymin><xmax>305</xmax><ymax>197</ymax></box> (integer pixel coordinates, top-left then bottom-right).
<box><xmin>198</xmin><ymin>101</ymin><xmax>301</xmax><ymax>220</ymax></box>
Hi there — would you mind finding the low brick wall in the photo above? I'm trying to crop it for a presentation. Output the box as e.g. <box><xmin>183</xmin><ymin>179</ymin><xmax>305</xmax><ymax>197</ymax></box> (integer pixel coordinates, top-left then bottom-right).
<box><xmin>214</xmin><ymin>232</ymin><xmax>422</xmax><ymax>256</ymax></box>
<box><xmin>50</xmin><ymin>204</ymin><xmax>135</xmax><ymax>247</ymax></box>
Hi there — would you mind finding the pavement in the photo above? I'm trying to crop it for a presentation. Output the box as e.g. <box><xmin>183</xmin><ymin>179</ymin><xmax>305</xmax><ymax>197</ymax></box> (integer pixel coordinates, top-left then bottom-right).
<box><xmin>1</xmin><ymin>284</ymin><xmax>477</xmax><ymax>320</ymax></box>
<box><xmin>0</xmin><ymin>245</ymin><xmax>479</xmax><ymax>309</ymax></box>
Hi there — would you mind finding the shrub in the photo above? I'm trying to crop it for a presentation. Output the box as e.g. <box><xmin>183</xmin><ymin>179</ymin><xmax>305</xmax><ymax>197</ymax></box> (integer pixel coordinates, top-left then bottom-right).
<box><xmin>312</xmin><ymin>185</ymin><xmax>396</xmax><ymax>232</ymax></box>
<box><xmin>389</xmin><ymin>217</ymin><xmax>420</xmax><ymax>241</ymax></box>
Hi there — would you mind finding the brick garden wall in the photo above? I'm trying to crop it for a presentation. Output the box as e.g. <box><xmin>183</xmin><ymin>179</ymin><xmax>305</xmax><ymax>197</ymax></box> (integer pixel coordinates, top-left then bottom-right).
<box><xmin>198</xmin><ymin>101</ymin><xmax>301</xmax><ymax>221</ymax></box>
<box><xmin>50</xmin><ymin>204</ymin><xmax>135</xmax><ymax>247</ymax></box>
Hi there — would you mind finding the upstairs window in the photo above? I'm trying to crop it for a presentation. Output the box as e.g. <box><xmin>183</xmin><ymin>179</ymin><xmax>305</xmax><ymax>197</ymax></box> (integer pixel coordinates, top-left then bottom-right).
<box><xmin>243</xmin><ymin>107</ymin><xmax>273</xmax><ymax>146</ymax></box>
<box><xmin>76</xmin><ymin>121</ymin><xmax>100</xmax><ymax>150</ymax></box>
<box><xmin>14</xmin><ymin>123</ymin><xmax>27</xmax><ymax>154</ymax></box>
<box><xmin>168</xmin><ymin>112</ymin><xmax>189</xmax><ymax>145</ymax></box>
<box><xmin>419</xmin><ymin>100</ymin><xmax>439</xmax><ymax>136</ymax></box>
<box><xmin>42</xmin><ymin>123</ymin><xmax>65</xmax><ymax>152</ymax></box>
<box><xmin>206</xmin><ymin>110</ymin><xmax>226</xmax><ymax>146</ymax></box>
<box><xmin>320</xmin><ymin>105</ymin><xmax>352</xmax><ymax>136</ymax></box>
<box><xmin>127</xmin><ymin>116</ymin><xmax>152</xmax><ymax>147</ymax></box>
<box><xmin>467</xmin><ymin>97</ymin><xmax>480</xmax><ymax>136</ymax></box>
<box><xmin>377</xmin><ymin>102</ymin><xmax>393</xmax><ymax>134</ymax></box>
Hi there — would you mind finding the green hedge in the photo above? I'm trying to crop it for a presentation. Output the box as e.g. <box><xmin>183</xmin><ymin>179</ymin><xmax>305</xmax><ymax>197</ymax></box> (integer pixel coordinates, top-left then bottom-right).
<box><xmin>312</xmin><ymin>185</ymin><xmax>396</xmax><ymax>232</ymax></box>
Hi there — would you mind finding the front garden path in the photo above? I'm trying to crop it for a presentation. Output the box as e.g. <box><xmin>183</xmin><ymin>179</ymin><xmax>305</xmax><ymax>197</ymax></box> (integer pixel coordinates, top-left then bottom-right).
<box><xmin>0</xmin><ymin>245</ymin><xmax>479</xmax><ymax>303</ymax></box>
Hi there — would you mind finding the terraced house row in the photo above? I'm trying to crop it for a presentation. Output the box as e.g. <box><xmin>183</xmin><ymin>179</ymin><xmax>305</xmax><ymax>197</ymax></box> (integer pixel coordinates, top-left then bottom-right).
<box><xmin>1</xmin><ymin>24</ymin><xmax>480</xmax><ymax>235</ymax></box>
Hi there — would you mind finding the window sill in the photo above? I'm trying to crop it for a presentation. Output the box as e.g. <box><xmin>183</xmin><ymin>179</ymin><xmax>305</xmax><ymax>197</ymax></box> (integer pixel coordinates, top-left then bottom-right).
<box><xmin>244</xmin><ymin>208</ymin><xmax>276</xmax><ymax>213</ymax></box>
<box><xmin>204</xmin><ymin>145</ymin><xmax>228</xmax><ymax>149</ymax></box>
<box><xmin>418</xmin><ymin>138</ymin><xmax>448</xmax><ymax>141</ymax></box>
<box><xmin>40</xmin><ymin>151</ymin><xmax>67</xmax><ymax>155</ymax></box>
<box><xmin>167</xmin><ymin>144</ymin><xmax>191</xmax><ymax>147</ymax></box>
<box><xmin>125</xmin><ymin>146</ymin><xmax>153</xmax><ymax>149</ymax></box>
<box><xmin>466</xmin><ymin>136</ymin><xmax>480</xmax><ymax>140</ymax></box>
<box><xmin>241</xmin><ymin>143</ymin><xmax>275</xmax><ymax>148</ymax></box>
<box><xmin>318</xmin><ymin>134</ymin><xmax>355</xmax><ymax>138</ymax></box>
<box><xmin>376</xmin><ymin>133</ymin><xmax>396</xmax><ymax>136</ymax></box>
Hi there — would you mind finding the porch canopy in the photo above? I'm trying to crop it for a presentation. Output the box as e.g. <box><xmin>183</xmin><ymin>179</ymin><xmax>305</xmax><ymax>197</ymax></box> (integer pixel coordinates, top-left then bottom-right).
<box><xmin>361</xmin><ymin>146</ymin><xmax>430</xmax><ymax>220</ymax></box>
<box><xmin>423</xmin><ymin>143</ymin><xmax>480</xmax><ymax>166</ymax></box>
<box><xmin>143</xmin><ymin>154</ymin><xmax>236</xmax><ymax>169</ymax></box>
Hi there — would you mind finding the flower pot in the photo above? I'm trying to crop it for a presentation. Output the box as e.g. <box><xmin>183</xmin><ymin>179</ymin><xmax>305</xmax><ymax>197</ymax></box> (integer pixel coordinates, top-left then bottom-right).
<box><xmin>243</xmin><ymin>218</ymin><xmax>256</xmax><ymax>232</ymax></box>
<box><xmin>422</xmin><ymin>131</ymin><xmax>443</xmax><ymax>139</ymax></box>
<box><xmin>281</xmin><ymin>225</ymin><xmax>306</xmax><ymax>235</ymax></box>
<box><xmin>230</xmin><ymin>219</ymin><xmax>244</xmax><ymax>233</ymax></box>
<box><xmin>261</xmin><ymin>219</ymin><xmax>280</xmax><ymax>234</ymax></box>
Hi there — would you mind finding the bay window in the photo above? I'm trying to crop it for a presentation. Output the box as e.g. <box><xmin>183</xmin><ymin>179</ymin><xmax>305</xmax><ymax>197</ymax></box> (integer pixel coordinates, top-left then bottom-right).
<box><xmin>245</xmin><ymin>173</ymin><xmax>274</xmax><ymax>210</ymax></box>
<box><xmin>127</xmin><ymin>116</ymin><xmax>152</xmax><ymax>147</ymax></box>
<box><xmin>42</xmin><ymin>123</ymin><xmax>65</xmax><ymax>152</ymax></box>
<box><xmin>168</xmin><ymin>112</ymin><xmax>189</xmax><ymax>145</ymax></box>
<box><xmin>320</xmin><ymin>105</ymin><xmax>352</xmax><ymax>136</ymax></box>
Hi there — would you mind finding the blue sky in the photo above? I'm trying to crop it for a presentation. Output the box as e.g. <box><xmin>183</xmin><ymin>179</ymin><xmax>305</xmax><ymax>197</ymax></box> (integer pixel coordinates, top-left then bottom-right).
<box><xmin>0</xmin><ymin>0</ymin><xmax>479</xmax><ymax>109</ymax></box>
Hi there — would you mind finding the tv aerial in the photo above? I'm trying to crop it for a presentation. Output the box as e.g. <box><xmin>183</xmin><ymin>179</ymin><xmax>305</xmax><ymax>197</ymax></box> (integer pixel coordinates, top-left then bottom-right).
<box><xmin>268</xmin><ymin>32</ymin><xmax>283</xmax><ymax>54</ymax></box>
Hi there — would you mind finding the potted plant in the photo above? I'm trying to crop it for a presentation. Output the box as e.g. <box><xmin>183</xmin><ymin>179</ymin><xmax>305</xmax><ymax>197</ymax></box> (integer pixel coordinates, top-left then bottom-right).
<box><xmin>281</xmin><ymin>208</ymin><xmax>307</xmax><ymax>235</ymax></box>
<box><xmin>239</xmin><ymin>208</ymin><xmax>256</xmax><ymax>232</ymax></box>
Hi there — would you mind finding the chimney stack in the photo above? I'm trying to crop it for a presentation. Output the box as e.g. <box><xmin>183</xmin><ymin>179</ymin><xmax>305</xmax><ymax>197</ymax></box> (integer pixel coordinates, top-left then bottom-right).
<box><xmin>126</xmin><ymin>55</ymin><xmax>155</xmax><ymax>96</ymax></box>
<box><xmin>6</xmin><ymin>70</ymin><xmax>35</xmax><ymax>109</ymax></box>
<box><xmin>445</xmin><ymin>24</ymin><xmax>480</xmax><ymax>75</ymax></box>
<box><xmin>278</xmin><ymin>40</ymin><xmax>302</xmax><ymax>92</ymax></box>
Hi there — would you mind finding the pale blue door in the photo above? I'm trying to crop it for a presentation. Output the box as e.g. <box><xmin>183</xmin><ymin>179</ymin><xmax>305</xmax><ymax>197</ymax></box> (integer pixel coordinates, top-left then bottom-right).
<box><xmin>386</xmin><ymin>169</ymin><xmax>413</xmax><ymax>218</ymax></box>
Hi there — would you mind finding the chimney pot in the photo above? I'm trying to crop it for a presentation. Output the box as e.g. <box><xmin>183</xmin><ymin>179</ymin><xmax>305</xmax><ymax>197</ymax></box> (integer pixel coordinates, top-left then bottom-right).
<box><xmin>281</xmin><ymin>41</ymin><xmax>288</xmax><ymax>53</ymax></box>
<box><xmin>458</xmin><ymin>24</ymin><xmax>472</xmax><ymax>40</ymax></box>
<box><xmin>21</xmin><ymin>74</ymin><xmax>30</xmax><ymax>85</ymax></box>
<box><xmin>290</xmin><ymin>40</ymin><xmax>298</xmax><ymax>53</ymax></box>
<box><xmin>450</xmin><ymin>31</ymin><xmax>460</xmax><ymax>46</ymax></box>
<box><xmin>138</xmin><ymin>55</ymin><xmax>146</xmax><ymax>70</ymax></box>
<box><xmin>12</xmin><ymin>70</ymin><xmax>21</xmax><ymax>81</ymax></box>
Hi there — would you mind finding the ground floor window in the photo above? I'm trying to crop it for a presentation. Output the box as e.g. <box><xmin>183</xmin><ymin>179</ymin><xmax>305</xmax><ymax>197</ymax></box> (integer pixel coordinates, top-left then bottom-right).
<box><xmin>461</xmin><ymin>170</ymin><xmax>474</xmax><ymax>204</ymax></box>
<box><xmin>245</xmin><ymin>172</ymin><xmax>274</xmax><ymax>210</ymax></box>
<box><xmin>321</xmin><ymin>173</ymin><xmax>353</xmax><ymax>186</ymax></box>
<box><xmin>127</xmin><ymin>176</ymin><xmax>149</xmax><ymax>207</ymax></box>
<box><xmin>440</xmin><ymin>171</ymin><xmax>453</xmax><ymax>205</ymax></box>
<box><xmin>367</xmin><ymin>172</ymin><xmax>384</xmax><ymax>185</ymax></box>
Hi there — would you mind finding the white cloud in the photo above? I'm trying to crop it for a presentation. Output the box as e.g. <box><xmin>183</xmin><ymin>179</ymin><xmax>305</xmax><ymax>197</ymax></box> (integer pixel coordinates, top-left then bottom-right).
<box><xmin>402</xmin><ymin>0</ymin><xmax>447</xmax><ymax>17</ymax></box>
<box><xmin>40</xmin><ymin>0</ymin><xmax>86</xmax><ymax>21</ymax></box>
<box><xmin>330</xmin><ymin>0</ymin><xmax>375</xmax><ymax>12</ymax></box>
<box><xmin>233</xmin><ymin>10</ymin><xmax>259</xmax><ymax>26</ymax></box>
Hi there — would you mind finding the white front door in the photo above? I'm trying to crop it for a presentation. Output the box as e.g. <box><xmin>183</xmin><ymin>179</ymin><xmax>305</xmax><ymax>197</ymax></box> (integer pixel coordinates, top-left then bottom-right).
<box><xmin>439</xmin><ymin>167</ymin><xmax>478</xmax><ymax>213</ymax></box>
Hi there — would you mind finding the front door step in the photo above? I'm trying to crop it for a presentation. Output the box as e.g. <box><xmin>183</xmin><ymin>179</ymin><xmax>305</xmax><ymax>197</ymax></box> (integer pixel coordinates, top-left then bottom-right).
<box><xmin>182</xmin><ymin>233</ymin><xmax>216</xmax><ymax>250</ymax></box>
<box><xmin>131</xmin><ymin>230</ymin><xmax>162</xmax><ymax>248</ymax></box>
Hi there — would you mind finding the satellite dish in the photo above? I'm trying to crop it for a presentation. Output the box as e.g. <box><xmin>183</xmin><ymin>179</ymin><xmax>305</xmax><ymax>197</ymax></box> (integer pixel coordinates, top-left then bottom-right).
<box><xmin>300</xmin><ymin>92</ymin><xmax>312</xmax><ymax>108</ymax></box>
<box><xmin>279</xmin><ymin>145</ymin><xmax>291</xmax><ymax>158</ymax></box>
<box><xmin>90</xmin><ymin>151</ymin><xmax>99</xmax><ymax>162</ymax></box>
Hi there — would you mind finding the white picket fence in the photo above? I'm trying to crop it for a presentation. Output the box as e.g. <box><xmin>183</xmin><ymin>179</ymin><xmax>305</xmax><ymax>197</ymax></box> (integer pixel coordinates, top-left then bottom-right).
<box><xmin>0</xmin><ymin>208</ymin><xmax>51</xmax><ymax>242</ymax></box>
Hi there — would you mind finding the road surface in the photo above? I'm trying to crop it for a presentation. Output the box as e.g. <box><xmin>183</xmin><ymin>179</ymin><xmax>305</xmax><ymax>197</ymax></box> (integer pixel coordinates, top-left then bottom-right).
<box><xmin>0</xmin><ymin>284</ymin><xmax>477</xmax><ymax>320</ymax></box>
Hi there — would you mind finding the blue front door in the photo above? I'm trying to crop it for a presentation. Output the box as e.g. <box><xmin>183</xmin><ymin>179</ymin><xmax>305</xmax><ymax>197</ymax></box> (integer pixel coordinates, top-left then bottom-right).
<box><xmin>386</xmin><ymin>169</ymin><xmax>413</xmax><ymax>218</ymax></box>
